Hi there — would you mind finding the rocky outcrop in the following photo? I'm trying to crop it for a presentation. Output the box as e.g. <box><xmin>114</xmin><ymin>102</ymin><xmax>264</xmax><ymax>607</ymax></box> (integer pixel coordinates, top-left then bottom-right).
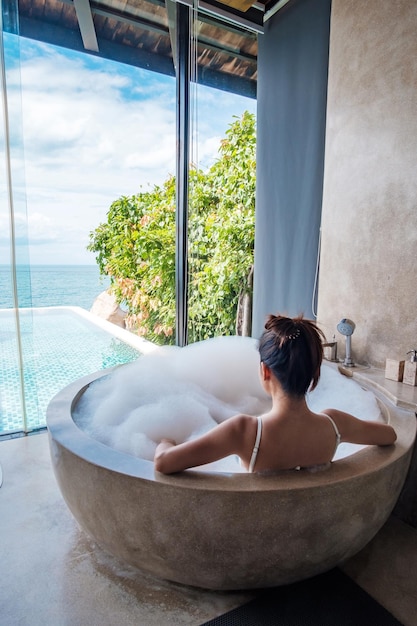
<box><xmin>90</xmin><ymin>290</ymin><xmax>126</xmax><ymax>328</ymax></box>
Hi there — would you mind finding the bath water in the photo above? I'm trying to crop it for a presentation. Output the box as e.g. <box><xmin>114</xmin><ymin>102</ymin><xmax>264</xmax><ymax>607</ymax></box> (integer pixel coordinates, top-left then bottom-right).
<box><xmin>73</xmin><ymin>336</ymin><xmax>382</xmax><ymax>472</ymax></box>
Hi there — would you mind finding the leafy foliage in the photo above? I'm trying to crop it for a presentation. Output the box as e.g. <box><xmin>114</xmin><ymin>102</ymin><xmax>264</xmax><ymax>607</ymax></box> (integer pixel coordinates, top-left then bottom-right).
<box><xmin>88</xmin><ymin>111</ymin><xmax>256</xmax><ymax>345</ymax></box>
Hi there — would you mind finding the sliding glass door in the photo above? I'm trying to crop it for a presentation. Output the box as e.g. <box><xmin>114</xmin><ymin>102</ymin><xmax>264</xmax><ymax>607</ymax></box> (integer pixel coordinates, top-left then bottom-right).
<box><xmin>1</xmin><ymin>8</ymin><xmax>33</xmax><ymax>433</ymax></box>
<box><xmin>1</xmin><ymin>0</ymin><xmax>177</xmax><ymax>434</ymax></box>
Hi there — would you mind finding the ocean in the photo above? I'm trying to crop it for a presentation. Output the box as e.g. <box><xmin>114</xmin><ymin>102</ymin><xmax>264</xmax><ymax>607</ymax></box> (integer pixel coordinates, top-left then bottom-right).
<box><xmin>0</xmin><ymin>265</ymin><xmax>111</xmax><ymax>310</ymax></box>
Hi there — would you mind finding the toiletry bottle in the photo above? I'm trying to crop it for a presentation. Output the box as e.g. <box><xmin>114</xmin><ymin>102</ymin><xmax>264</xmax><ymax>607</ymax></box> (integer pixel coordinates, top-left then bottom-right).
<box><xmin>403</xmin><ymin>350</ymin><xmax>417</xmax><ymax>386</ymax></box>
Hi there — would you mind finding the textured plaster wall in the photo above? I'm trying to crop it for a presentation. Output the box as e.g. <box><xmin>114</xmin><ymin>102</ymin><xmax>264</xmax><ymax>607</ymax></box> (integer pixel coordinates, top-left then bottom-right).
<box><xmin>317</xmin><ymin>0</ymin><xmax>417</xmax><ymax>367</ymax></box>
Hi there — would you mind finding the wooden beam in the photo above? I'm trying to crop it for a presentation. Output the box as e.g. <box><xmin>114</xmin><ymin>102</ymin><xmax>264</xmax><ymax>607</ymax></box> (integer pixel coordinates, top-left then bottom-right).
<box><xmin>214</xmin><ymin>0</ymin><xmax>256</xmax><ymax>13</ymax></box>
<box><xmin>73</xmin><ymin>0</ymin><xmax>99</xmax><ymax>52</ymax></box>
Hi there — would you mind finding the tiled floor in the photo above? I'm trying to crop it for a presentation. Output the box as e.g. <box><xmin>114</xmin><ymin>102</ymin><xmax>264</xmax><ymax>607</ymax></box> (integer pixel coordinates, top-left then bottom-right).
<box><xmin>1</xmin><ymin>431</ymin><xmax>417</xmax><ymax>626</ymax></box>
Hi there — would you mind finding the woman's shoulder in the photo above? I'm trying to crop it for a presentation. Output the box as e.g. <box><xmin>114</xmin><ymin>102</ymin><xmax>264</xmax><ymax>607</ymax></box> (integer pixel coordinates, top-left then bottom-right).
<box><xmin>227</xmin><ymin>413</ymin><xmax>259</xmax><ymax>430</ymax></box>
<box><xmin>319</xmin><ymin>408</ymin><xmax>352</xmax><ymax>421</ymax></box>
<box><xmin>318</xmin><ymin>408</ymin><xmax>353</xmax><ymax>432</ymax></box>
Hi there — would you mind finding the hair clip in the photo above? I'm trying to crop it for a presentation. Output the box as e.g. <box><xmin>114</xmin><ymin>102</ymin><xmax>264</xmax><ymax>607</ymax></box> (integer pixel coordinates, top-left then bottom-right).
<box><xmin>287</xmin><ymin>328</ymin><xmax>301</xmax><ymax>340</ymax></box>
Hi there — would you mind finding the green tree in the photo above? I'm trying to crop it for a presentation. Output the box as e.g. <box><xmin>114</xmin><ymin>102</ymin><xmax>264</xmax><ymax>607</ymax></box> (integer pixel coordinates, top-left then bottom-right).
<box><xmin>88</xmin><ymin>111</ymin><xmax>256</xmax><ymax>345</ymax></box>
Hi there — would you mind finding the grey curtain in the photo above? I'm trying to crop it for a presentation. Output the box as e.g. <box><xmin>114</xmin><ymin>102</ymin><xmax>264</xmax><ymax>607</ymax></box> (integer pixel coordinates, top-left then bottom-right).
<box><xmin>252</xmin><ymin>0</ymin><xmax>331</xmax><ymax>337</ymax></box>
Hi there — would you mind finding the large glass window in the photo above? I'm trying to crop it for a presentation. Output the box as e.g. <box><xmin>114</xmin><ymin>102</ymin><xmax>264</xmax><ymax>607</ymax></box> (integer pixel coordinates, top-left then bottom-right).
<box><xmin>1</xmin><ymin>0</ymin><xmax>257</xmax><ymax>435</ymax></box>
<box><xmin>1</xmin><ymin>3</ymin><xmax>177</xmax><ymax>434</ymax></box>
<box><xmin>187</xmin><ymin>6</ymin><xmax>256</xmax><ymax>343</ymax></box>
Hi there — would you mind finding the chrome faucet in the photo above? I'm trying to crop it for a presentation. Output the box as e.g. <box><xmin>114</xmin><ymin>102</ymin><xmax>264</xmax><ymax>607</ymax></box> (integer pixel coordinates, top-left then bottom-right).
<box><xmin>322</xmin><ymin>338</ymin><xmax>338</xmax><ymax>361</ymax></box>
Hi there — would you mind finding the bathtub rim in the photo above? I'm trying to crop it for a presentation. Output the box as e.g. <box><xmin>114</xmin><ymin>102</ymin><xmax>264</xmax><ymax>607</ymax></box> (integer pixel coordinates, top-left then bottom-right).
<box><xmin>46</xmin><ymin>365</ymin><xmax>416</xmax><ymax>492</ymax></box>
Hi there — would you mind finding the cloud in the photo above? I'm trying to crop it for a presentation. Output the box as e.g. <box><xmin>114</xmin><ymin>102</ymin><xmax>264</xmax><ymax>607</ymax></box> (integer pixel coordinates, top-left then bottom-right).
<box><xmin>4</xmin><ymin>37</ymin><xmax>255</xmax><ymax>264</ymax></box>
<box><xmin>16</xmin><ymin>43</ymin><xmax>176</xmax><ymax>182</ymax></box>
<box><xmin>0</xmin><ymin>211</ymin><xmax>58</xmax><ymax>245</ymax></box>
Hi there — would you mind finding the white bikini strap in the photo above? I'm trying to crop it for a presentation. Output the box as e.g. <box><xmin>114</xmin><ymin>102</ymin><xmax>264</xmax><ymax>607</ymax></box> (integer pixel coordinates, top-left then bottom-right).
<box><xmin>323</xmin><ymin>413</ymin><xmax>341</xmax><ymax>446</ymax></box>
<box><xmin>248</xmin><ymin>417</ymin><xmax>263</xmax><ymax>473</ymax></box>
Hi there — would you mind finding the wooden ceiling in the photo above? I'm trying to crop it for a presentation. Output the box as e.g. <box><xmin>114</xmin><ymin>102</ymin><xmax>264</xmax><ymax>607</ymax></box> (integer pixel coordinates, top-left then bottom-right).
<box><xmin>15</xmin><ymin>0</ymin><xmax>287</xmax><ymax>98</ymax></box>
<box><xmin>216</xmin><ymin>0</ymin><xmax>258</xmax><ymax>13</ymax></box>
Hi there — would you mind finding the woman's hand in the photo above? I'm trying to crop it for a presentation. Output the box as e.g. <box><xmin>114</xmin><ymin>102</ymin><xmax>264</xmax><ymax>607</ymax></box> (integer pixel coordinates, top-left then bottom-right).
<box><xmin>155</xmin><ymin>438</ymin><xmax>176</xmax><ymax>455</ymax></box>
<box><xmin>154</xmin><ymin>438</ymin><xmax>177</xmax><ymax>472</ymax></box>
<box><xmin>160</xmin><ymin>438</ymin><xmax>176</xmax><ymax>446</ymax></box>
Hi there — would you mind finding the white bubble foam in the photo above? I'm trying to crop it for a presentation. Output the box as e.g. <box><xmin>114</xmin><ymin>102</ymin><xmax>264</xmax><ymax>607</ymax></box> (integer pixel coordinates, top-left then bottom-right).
<box><xmin>73</xmin><ymin>336</ymin><xmax>382</xmax><ymax>470</ymax></box>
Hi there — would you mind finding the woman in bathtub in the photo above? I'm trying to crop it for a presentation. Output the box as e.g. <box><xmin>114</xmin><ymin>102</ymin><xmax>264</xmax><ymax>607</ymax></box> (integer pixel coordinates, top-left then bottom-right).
<box><xmin>154</xmin><ymin>314</ymin><xmax>396</xmax><ymax>474</ymax></box>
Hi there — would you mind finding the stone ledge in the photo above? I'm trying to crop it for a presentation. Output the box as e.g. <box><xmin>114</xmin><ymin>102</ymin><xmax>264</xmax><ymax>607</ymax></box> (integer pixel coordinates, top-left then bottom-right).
<box><xmin>333</xmin><ymin>363</ymin><xmax>417</xmax><ymax>412</ymax></box>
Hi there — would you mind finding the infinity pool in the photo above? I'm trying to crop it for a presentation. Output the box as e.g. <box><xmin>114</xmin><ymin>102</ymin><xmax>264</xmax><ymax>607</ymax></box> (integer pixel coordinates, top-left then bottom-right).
<box><xmin>0</xmin><ymin>307</ymin><xmax>149</xmax><ymax>435</ymax></box>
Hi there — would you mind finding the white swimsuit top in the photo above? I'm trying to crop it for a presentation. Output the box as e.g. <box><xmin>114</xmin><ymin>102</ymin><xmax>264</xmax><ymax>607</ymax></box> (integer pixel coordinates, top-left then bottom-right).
<box><xmin>321</xmin><ymin>412</ymin><xmax>342</xmax><ymax>459</ymax></box>
<box><xmin>248</xmin><ymin>416</ymin><xmax>263</xmax><ymax>473</ymax></box>
<box><xmin>247</xmin><ymin>413</ymin><xmax>342</xmax><ymax>473</ymax></box>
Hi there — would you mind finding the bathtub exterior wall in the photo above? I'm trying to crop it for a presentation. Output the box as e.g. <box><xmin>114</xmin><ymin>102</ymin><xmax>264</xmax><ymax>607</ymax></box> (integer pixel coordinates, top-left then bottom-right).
<box><xmin>50</xmin><ymin>438</ymin><xmax>412</xmax><ymax>590</ymax></box>
<box><xmin>46</xmin><ymin>370</ymin><xmax>416</xmax><ymax>590</ymax></box>
<box><xmin>317</xmin><ymin>0</ymin><xmax>417</xmax><ymax>367</ymax></box>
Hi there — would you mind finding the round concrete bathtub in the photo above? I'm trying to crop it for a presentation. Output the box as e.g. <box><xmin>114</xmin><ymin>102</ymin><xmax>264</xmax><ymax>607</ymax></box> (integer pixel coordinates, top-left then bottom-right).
<box><xmin>47</xmin><ymin>369</ymin><xmax>416</xmax><ymax>590</ymax></box>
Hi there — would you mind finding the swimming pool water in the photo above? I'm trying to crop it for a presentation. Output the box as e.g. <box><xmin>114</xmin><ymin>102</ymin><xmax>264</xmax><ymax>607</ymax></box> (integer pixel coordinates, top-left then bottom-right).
<box><xmin>0</xmin><ymin>307</ymin><xmax>142</xmax><ymax>435</ymax></box>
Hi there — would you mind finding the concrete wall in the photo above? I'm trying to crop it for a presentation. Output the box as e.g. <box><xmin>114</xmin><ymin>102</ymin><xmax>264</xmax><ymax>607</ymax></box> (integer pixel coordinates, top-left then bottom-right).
<box><xmin>317</xmin><ymin>0</ymin><xmax>417</xmax><ymax>367</ymax></box>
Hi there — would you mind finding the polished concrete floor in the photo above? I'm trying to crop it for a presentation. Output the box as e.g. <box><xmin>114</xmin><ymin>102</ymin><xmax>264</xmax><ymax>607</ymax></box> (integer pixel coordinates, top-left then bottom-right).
<box><xmin>1</xmin><ymin>431</ymin><xmax>417</xmax><ymax>626</ymax></box>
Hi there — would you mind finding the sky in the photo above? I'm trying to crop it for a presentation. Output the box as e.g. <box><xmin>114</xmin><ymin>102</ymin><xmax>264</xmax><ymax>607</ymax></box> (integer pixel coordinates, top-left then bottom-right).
<box><xmin>1</xmin><ymin>35</ymin><xmax>256</xmax><ymax>265</ymax></box>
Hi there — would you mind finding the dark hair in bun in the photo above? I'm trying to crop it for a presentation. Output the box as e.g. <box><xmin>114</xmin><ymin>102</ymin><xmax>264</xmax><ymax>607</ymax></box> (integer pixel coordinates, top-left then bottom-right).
<box><xmin>258</xmin><ymin>314</ymin><xmax>325</xmax><ymax>397</ymax></box>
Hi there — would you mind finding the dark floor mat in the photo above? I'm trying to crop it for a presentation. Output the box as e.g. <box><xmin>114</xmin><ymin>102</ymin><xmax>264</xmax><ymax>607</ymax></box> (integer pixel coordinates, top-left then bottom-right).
<box><xmin>201</xmin><ymin>568</ymin><xmax>403</xmax><ymax>626</ymax></box>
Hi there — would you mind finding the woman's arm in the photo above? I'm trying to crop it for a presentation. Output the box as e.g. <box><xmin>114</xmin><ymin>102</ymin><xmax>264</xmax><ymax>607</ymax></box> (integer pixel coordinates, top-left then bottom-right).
<box><xmin>323</xmin><ymin>408</ymin><xmax>397</xmax><ymax>446</ymax></box>
<box><xmin>154</xmin><ymin>414</ymin><xmax>250</xmax><ymax>474</ymax></box>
